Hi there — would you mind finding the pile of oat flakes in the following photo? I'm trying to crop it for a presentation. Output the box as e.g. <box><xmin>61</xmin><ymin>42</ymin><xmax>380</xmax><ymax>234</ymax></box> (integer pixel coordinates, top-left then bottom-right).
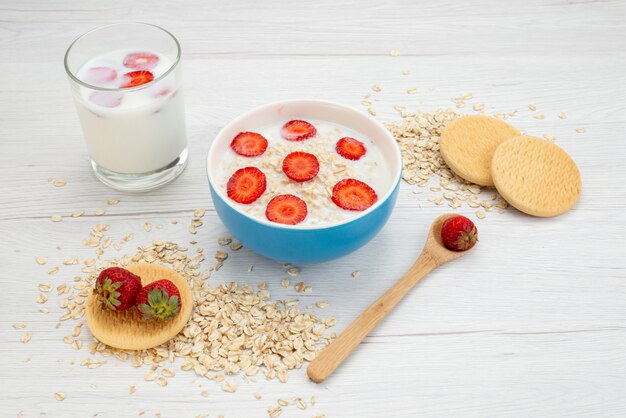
<box><xmin>24</xmin><ymin>203</ymin><xmax>333</xmax><ymax>418</ymax></box>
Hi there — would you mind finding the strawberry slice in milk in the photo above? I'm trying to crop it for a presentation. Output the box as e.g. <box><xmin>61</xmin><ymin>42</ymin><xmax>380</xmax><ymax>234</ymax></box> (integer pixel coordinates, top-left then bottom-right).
<box><xmin>73</xmin><ymin>49</ymin><xmax>186</xmax><ymax>174</ymax></box>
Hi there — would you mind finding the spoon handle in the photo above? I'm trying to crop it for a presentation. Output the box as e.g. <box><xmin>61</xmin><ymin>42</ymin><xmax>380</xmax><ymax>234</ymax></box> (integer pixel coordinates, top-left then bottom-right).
<box><xmin>307</xmin><ymin>251</ymin><xmax>439</xmax><ymax>383</ymax></box>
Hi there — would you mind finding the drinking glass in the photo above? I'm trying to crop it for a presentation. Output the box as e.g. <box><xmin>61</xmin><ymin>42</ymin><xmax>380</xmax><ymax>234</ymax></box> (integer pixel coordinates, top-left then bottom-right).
<box><xmin>64</xmin><ymin>22</ymin><xmax>188</xmax><ymax>191</ymax></box>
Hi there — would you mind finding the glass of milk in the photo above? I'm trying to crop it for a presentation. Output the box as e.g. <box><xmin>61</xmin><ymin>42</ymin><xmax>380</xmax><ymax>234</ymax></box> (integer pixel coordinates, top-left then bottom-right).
<box><xmin>64</xmin><ymin>23</ymin><xmax>188</xmax><ymax>191</ymax></box>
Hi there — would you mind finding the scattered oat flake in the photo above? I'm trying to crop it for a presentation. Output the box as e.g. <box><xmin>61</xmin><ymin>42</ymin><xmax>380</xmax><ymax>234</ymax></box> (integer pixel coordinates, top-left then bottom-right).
<box><xmin>36</xmin><ymin>293</ymin><xmax>48</xmax><ymax>304</ymax></box>
<box><xmin>36</xmin><ymin>256</ymin><xmax>47</xmax><ymax>265</ymax></box>
<box><xmin>368</xmin><ymin>107</ymin><xmax>376</xmax><ymax>116</ymax></box>
<box><xmin>229</xmin><ymin>241</ymin><xmax>243</xmax><ymax>251</ymax></box>
<box><xmin>143</xmin><ymin>222</ymin><xmax>151</xmax><ymax>232</ymax></box>
<box><xmin>390</xmin><ymin>48</ymin><xmax>399</xmax><ymax>57</ymax></box>
<box><xmin>21</xmin><ymin>332</ymin><xmax>32</xmax><ymax>343</ymax></box>
<box><xmin>372</xmin><ymin>84</ymin><xmax>381</xmax><ymax>92</ymax></box>
<box><xmin>53</xmin><ymin>180</ymin><xmax>66</xmax><ymax>187</ymax></box>
<box><xmin>316</xmin><ymin>301</ymin><xmax>329</xmax><ymax>308</ymax></box>
<box><xmin>558</xmin><ymin>112</ymin><xmax>567</xmax><ymax>119</ymax></box>
<box><xmin>106</xmin><ymin>199</ymin><xmax>120</xmax><ymax>205</ymax></box>
<box><xmin>528</xmin><ymin>104</ymin><xmax>537</xmax><ymax>111</ymax></box>
<box><xmin>129</xmin><ymin>385</ymin><xmax>136</xmax><ymax>394</ymax></box>
<box><xmin>218</xmin><ymin>236</ymin><xmax>232</xmax><ymax>246</ymax></box>
<box><xmin>221</xmin><ymin>381</ymin><xmax>237</xmax><ymax>393</ymax></box>
<box><xmin>157</xmin><ymin>377</ymin><xmax>168</xmax><ymax>387</ymax></box>
<box><xmin>280</xmin><ymin>279</ymin><xmax>290</xmax><ymax>288</ymax></box>
<box><xmin>267</xmin><ymin>406</ymin><xmax>282</xmax><ymax>418</ymax></box>
<box><xmin>406</xmin><ymin>87</ymin><xmax>417</xmax><ymax>95</ymax></box>
<box><xmin>71</xmin><ymin>210</ymin><xmax>84</xmax><ymax>218</ymax></box>
<box><xmin>254</xmin><ymin>392</ymin><xmax>262</xmax><ymax>400</ymax></box>
<box><xmin>95</xmin><ymin>209</ymin><xmax>105</xmax><ymax>216</ymax></box>
<box><xmin>576</xmin><ymin>127</ymin><xmax>586</xmax><ymax>133</ymax></box>
<box><xmin>544</xmin><ymin>133</ymin><xmax>556</xmax><ymax>141</ymax></box>
<box><xmin>533</xmin><ymin>114</ymin><xmax>545</xmax><ymax>120</ymax></box>
<box><xmin>51</xmin><ymin>214</ymin><xmax>63</xmax><ymax>222</ymax></box>
<box><xmin>194</xmin><ymin>208</ymin><xmax>206</xmax><ymax>218</ymax></box>
<box><xmin>54</xmin><ymin>392</ymin><xmax>65</xmax><ymax>401</ymax></box>
<box><xmin>295</xmin><ymin>398</ymin><xmax>307</xmax><ymax>410</ymax></box>
<box><xmin>13</xmin><ymin>322</ymin><xmax>27</xmax><ymax>329</ymax></box>
<box><xmin>277</xmin><ymin>399</ymin><xmax>289</xmax><ymax>407</ymax></box>
<box><xmin>294</xmin><ymin>282</ymin><xmax>308</xmax><ymax>293</ymax></box>
<box><xmin>201</xmin><ymin>390</ymin><xmax>209</xmax><ymax>397</ymax></box>
<box><xmin>215</xmin><ymin>251</ymin><xmax>228</xmax><ymax>262</ymax></box>
<box><xmin>476</xmin><ymin>210</ymin><xmax>486</xmax><ymax>219</ymax></box>
<box><xmin>287</xmin><ymin>267</ymin><xmax>300</xmax><ymax>277</ymax></box>
<box><xmin>352</xmin><ymin>270</ymin><xmax>361</xmax><ymax>278</ymax></box>
<box><xmin>473</xmin><ymin>103</ymin><xmax>485</xmax><ymax>112</ymax></box>
<box><xmin>402</xmin><ymin>69</ymin><xmax>410</xmax><ymax>75</ymax></box>
<box><xmin>39</xmin><ymin>283</ymin><xmax>52</xmax><ymax>292</ymax></box>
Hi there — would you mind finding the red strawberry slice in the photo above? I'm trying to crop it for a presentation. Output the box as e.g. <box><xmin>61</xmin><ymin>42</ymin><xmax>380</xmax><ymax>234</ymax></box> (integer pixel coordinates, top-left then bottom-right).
<box><xmin>265</xmin><ymin>194</ymin><xmax>308</xmax><ymax>225</ymax></box>
<box><xmin>123</xmin><ymin>52</ymin><xmax>159</xmax><ymax>70</ymax></box>
<box><xmin>84</xmin><ymin>67</ymin><xmax>118</xmax><ymax>85</ymax></box>
<box><xmin>230</xmin><ymin>132</ymin><xmax>269</xmax><ymax>157</ymax></box>
<box><xmin>336</xmin><ymin>137</ymin><xmax>367</xmax><ymax>160</ymax></box>
<box><xmin>120</xmin><ymin>70</ymin><xmax>154</xmax><ymax>88</ymax></box>
<box><xmin>226</xmin><ymin>166</ymin><xmax>266</xmax><ymax>204</ymax></box>
<box><xmin>331</xmin><ymin>178</ymin><xmax>378</xmax><ymax>211</ymax></box>
<box><xmin>282</xmin><ymin>152</ymin><xmax>320</xmax><ymax>182</ymax></box>
<box><xmin>89</xmin><ymin>91</ymin><xmax>123</xmax><ymax>108</ymax></box>
<box><xmin>280</xmin><ymin>120</ymin><xmax>316</xmax><ymax>141</ymax></box>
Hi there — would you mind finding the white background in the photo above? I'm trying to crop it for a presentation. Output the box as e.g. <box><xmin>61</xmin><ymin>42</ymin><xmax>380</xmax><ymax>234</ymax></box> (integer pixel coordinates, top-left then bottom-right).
<box><xmin>1</xmin><ymin>1</ymin><xmax>625</xmax><ymax>417</ymax></box>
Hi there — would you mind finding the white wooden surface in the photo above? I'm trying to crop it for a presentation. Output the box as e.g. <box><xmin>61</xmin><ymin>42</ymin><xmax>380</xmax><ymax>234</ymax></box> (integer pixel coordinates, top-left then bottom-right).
<box><xmin>1</xmin><ymin>1</ymin><xmax>626</xmax><ymax>417</ymax></box>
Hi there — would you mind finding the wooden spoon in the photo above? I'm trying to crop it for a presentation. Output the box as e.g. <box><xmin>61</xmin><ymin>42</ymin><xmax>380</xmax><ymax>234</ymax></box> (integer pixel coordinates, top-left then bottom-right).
<box><xmin>307</xmin><ymin>213</ymin><xmax>474</xmax><ymax>383</ymax></box>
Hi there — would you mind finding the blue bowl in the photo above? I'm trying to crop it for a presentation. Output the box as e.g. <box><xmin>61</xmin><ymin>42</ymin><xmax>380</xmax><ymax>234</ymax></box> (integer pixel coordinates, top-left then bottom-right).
<box><xmin>207</xmin><ymin>100</ymin><xmax>402</xmax><ymax>263</ymax></box>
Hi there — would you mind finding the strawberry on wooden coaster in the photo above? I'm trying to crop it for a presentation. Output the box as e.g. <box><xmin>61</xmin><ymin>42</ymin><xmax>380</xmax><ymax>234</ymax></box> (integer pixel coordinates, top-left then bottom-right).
<box><xmin>136</xmin><ymin>279</ymin><xmax>181</xmax><ymax>321</ymax></box>
<box><xmin>85</xmin><ymin>263</ymin><xmax>193</xmax><ymax>351</ymax></box>
<box><xmin>94</xmin><ymin>267</ymin><xmax>141</xmax><ymax>311</ymax></box>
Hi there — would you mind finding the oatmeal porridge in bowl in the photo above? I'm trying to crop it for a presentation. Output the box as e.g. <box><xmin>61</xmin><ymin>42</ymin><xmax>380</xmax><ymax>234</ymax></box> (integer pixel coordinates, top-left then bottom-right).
<box><xmin>207</xmin><ymin>100</ymin><xmax>402</xmax><ymax>263</ymax></box>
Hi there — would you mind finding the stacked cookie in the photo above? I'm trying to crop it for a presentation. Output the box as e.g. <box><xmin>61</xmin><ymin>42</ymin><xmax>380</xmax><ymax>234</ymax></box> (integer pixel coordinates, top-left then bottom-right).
<box><xmin>440</xmin><ymin>116</ymin><xmax>581</xmax><ymax>217</ymax></box>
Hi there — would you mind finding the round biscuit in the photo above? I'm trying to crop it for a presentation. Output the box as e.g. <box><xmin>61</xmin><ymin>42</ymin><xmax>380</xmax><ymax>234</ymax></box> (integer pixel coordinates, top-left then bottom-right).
<box><xmin>440</xmin><ymin>115</ymin><xmax>520</xmax><ymax>186</ymax></box>
<box><xmin>86</xmin><ymin>263</ymin><xmax>193</xmax><ymax>350</ymax></box>
<box><xmin>491</xmin><ymin>135</ymin><xmax>581</xmax><ymax>217</ymax></box>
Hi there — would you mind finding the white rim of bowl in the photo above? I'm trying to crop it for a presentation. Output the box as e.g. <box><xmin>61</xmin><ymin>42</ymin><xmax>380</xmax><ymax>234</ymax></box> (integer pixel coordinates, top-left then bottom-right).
<box><xmin>206</xmin><ymin>99</ymin><xmax>402</xmax><ymax>231</ymax></box>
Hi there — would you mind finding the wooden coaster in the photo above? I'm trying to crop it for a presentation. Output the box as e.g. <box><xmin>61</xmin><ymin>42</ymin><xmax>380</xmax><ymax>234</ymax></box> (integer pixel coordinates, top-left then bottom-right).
<box><xmin>440</xmin><ymin>115</ymin><xmax>520</xmax><ymax>186</ymax></box>
<box><xmin>86</xmin><ymin>263</ymin><xmax>193</xmax><ymax>350</ymax></box>
<box><xmin>491</xmin><ymin>136</ymin><xmax>581</xmax><ymax>217</ymax></box>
